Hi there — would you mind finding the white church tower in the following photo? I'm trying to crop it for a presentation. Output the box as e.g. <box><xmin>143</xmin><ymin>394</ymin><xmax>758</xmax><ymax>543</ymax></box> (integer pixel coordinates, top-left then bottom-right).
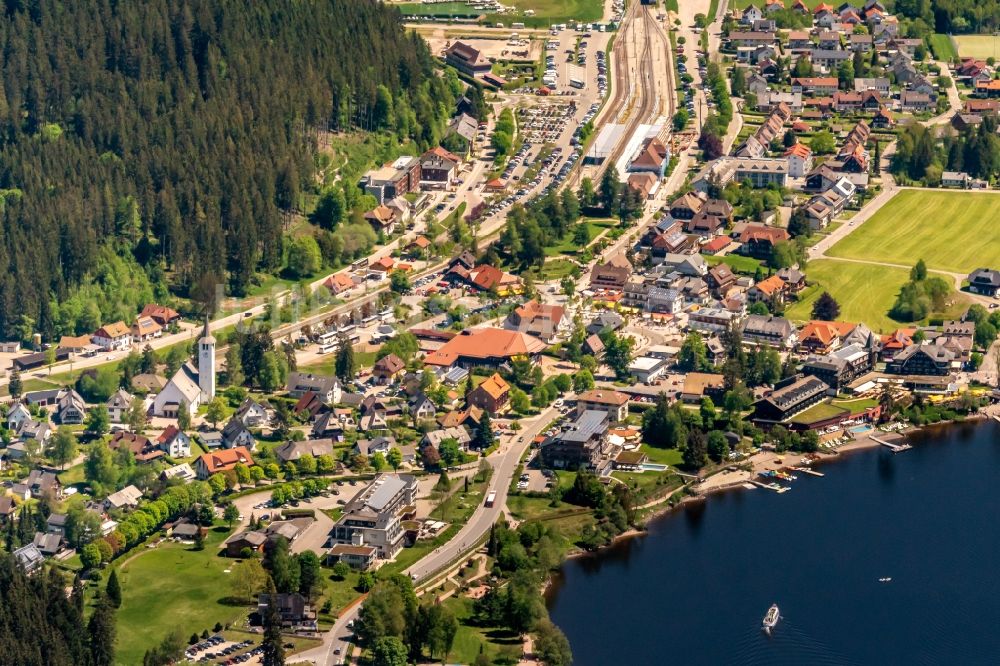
<box><xmin>198</xmin><ymin>316</ymin><xmax>216</xmax><ymax>400</ymax></box>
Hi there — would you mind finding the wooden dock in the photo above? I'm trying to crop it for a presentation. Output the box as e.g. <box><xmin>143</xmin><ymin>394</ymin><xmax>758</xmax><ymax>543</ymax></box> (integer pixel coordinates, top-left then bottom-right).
<box><xmin>791</xmin><ymin>466</ymin><xmax>824</xmax><ymax>477</ymax></box>
<box><xmin>870</xmin><ymin>434</ymin><xmax>912</xmax><ymax>453</ymax></box>
<box><xmin>753</xmin><ymin>481</ymin><xmax>790</xmax><ymax>493</ymax></box>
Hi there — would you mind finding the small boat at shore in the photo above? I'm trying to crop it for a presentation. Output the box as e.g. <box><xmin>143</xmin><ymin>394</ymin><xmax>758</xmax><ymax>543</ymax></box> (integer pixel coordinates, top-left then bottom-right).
<box><xmin>762</xmin><ymin>604</ymin><xmax>780</xmax><ymax>635</ymax></box>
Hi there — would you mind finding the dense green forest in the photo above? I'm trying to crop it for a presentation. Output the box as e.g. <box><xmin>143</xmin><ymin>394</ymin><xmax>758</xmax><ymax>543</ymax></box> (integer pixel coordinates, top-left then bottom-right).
<box><xmin>0</xmin><ymin>0</ymin><xmax>455</xmax><ymax>341</ymax></box>
<box><xmin>0</xmin><ymin>555</ymin><xmax>116</xmax><ymax>665</ymax></box>
<box><xmin>891</xmin><ymin>0</ymin><xmax>1000</xmax><ymax>34</ymax></box>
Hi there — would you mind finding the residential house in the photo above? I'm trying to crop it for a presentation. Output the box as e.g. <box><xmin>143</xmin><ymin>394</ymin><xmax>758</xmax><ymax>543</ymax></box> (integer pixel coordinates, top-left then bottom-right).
<box><xmin>13</xmin><ymin>544</ymin><xmax>45</xmax><ymax>574</ymax></box>
<box><xmin>747</xmin><ymin>274</ymin><xmax>788</xmax><ymax>305</ymax></box>
<box><xmin>224</xmin><ymin>530</ymin><xmax>267</xmax><ymax>557</ymax></box>
<box><xmin>738</xmin><ymin>224</ymin><xmax>790</xmax><ymax>259</ymax></box>
<box><xmin>886</xmin><ymin>344</ymin><xmax>959</xmax><ymax>376</ymax></box>
<box><xmin>900</xmin><ymin>91</ymin><xmax>934</xmax><ymax>112</ymax></box>
<box><xmin>784</xmin><ymin>142</ymin><xmax>813</xmax><ymax>177</ymax></box>
<box><xmin>576</xmin><ymin>389</ymin><xmax>630</xmax><ymax>423</ymax></box>
<box><xmin>705</xmin><ymin>264</ymin><xmax>739</xmax><ymax>298</ymax></box>
<box><xmin>92</xmin><ymin>322</ymin><xmax>132</xmax><ymax>351</ymax></box>
<box><xmin>776</xmin><ymin>267</ymin><xmax>807</xmax><ymax>295</ymax></box>
<box><xmin>967</xmin><ymin>268</ymin><xmax>1000</xmax><ymax>296</ymax></box>
<box><xmin>109</xmin><ymin>431</ymin><xmax>165</xmax><ymax>464</ymax></box>
<box><xmin>681</xmin><ymin>373</ymin><xmax>727</xmax><ymax>404</ymax></box>
<box><xmin>505</xmin><ymin>300</ymin><xmax>568</xmax><ymax>343</ymax></box>
<box><xmin>942</xmin><ymin>171</ymin><xmax>970</xmax><ymax>188</ymax></box>
<box><xmin>257</xmin><ymin>593</ymin><xmax>318</xmax><ymax>632</ymax></box>
<box><xmin>274</xmin><ymin>439</ymin><xmax>336</xmax><ymax>464</ymax></box>
<box><xmin>373</xmin><ymin>355</ymin><xmax>406</xmax><ymax>385</ymax></box>
<box><xmin>194</xmin><ymin>447</ymin><xmax>255</xmax><ymax>480</ymax></box>
<box><xmin>669</xmin><ymin>192</ymin><xmax>706</xmax><ymax>220</ymax></box>
<box><xmin>409</xmin><ymin>393</ymin><xmax>437</xmax><ymax>421</ymax></box>
<box><xmin>221</xmin><ymin>417</ymin><xmax>256</xmax><ymax>451</ymax></box>
<box><xmin>741</xmin><ymin>314</ymin><xmax>798</xmax><ymax>348</ymax></box>
<box><xmin>6</xmin><ymin>402</ymin><xmax>31</xmax><ymax>432</ymax></box>
<box><xmin>468</xmin><ymin>373</ymin><xmax>510</xmax><ymax>414</ymax></box>
<box><xmin>107</xmin><ymin>389</ymin><xmax>133</xmax><ymax>423</ymax></box>
<box><xmin>104</xmin><ymin>485</ymin><xmax>143</xmax><ymax>512</ymax></box>
<box><xmin>131</xmin><ymin>316</ymin><xmax>162</xmax><ymax>343</ymax></box>
<box><xmin>23</xmin><ymin>470</ymin><xmax>61</xmax><ymax>499</ymax></box>
<box><xmin>791</xmin><ymin>77</ymin><xmax>839</xmax><ymax>96</ymax></box>
<box><xmin>161</xmin><ymin>463</ymin><xmax>196</xmax><ymax>482</ymax></box>
<box><xmin>327</xmin><ymin>544</ymin><xmax>378</xmax><ymax>571</ymax></box>
<box><xmin>540</xmin><ymin>410</ymin><xmax>611</xmax><ymax>469</ymax></box>
<box><xmin>31</xmin><ymin>532</ymin><xmax>62</xmax><ymax>556</ymax></box>
<box><xmin>235</xmin><ymin>398</ymin><xmax>270</xmax><ymax>428</ymax></box>
<box><xmin>422</xmin><ymin>427</ymin><xmax>472</xmax><ymax>451</ymax></box>
<box><xmin>589</xmin><ymin>255</ymin><xmax>633</xmax><ymax>291</ymax></box>
<box><xmin>420</xmin><ymin>146</ymin><xmax>462</xmax><ymax>185</ymax></box>
<box><xmin>156</xmin><ymin>425</ymin><xmax>192</xmax><ymax>458</ymax></box>
<box><xmin>364</xmin><ymin>205</ymin><xmax>397</xmax><ymax>236</ymax></box>
<box><xmin>139</xmin><ymin>304</ymin><xmax>180</xmax><ymax>327</ymax></box>
<box><xmin>55</xmin><ymin>389</ymin><xmax>86</xmax><ymax>425</ymax></box>
<box><xmin>286</xmin><ymin>372</ymin><xmax>342</xmax><ymax>404</ymax></box>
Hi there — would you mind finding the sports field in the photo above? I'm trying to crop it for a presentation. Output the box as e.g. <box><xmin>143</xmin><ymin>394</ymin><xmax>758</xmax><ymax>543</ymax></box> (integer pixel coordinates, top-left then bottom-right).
<box><xmin>954</xmin><ymin>35</ymin><xmax>1000</xmax><ymax>60</ymax></box>
<box><xmin>826</xmin><ymin>190</ymin><xmax>1000</xmax><ymax>274</ymax></box>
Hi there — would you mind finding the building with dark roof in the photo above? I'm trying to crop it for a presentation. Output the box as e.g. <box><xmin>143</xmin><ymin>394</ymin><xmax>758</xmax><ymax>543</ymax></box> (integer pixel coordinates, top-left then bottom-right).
<box><xmin>540</xmin><ymin>410</ymin><xmax>611</xmax><ymax>470</ymax></box>
<box><xmin>753</xmin><ymin>375</ymin><xmax>829</xmax><ymax>424</ymax></box>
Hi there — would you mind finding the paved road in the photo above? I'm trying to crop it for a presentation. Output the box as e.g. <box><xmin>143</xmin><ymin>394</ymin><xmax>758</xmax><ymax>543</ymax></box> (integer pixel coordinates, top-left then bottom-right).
<box><xmin>296</xmin><ymin>403</ymin><xmax>562</xmax><ymax>666</ymax></box>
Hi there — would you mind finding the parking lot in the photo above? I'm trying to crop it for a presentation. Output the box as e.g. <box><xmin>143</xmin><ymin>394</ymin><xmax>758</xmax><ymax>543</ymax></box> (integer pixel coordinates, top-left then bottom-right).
<box><xmin>185</xmin><ymin>635</ymin><xmax>260</xmax><ymax>664</ymax></box>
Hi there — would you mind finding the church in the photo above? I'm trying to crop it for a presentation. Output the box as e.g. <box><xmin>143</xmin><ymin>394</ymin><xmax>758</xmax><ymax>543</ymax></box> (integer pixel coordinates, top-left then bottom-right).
<box><xmin>152</xmin><ymin>319</ymin><xmax>216</xmax><ymax>418</ymax></box>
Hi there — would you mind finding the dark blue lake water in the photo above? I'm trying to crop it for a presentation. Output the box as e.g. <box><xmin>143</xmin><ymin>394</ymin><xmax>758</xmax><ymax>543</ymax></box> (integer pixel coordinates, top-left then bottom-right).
<box><xmin>546</xmin><ymin>421</ymin><xmax>1000</xmax><ymax>665</ymax></box>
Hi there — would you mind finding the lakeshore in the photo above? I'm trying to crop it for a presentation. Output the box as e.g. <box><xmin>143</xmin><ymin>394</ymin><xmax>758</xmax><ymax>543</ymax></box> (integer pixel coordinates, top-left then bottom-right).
<box><xmin>547</xmin><ymin>418</ymin><xmax>1000</xmax><ymax>665</ymax></box>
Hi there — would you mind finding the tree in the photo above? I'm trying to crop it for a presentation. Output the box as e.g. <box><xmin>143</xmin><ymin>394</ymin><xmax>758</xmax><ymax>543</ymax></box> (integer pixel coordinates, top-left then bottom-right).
<box><xmin>424</xmin><ymin>603</ymin><xmax>459</xmax><ymax>660</ymax></box>
<box><xmin>331</xmin><ymin>561</ymin><xmax>351</xmax><ymax>581</ymax></box>
<box><xmin>810</xmin><ymin>130</ymin><xmax>836</xmax><ymax>155</ymax></box>
<box><xmin>677</xmin><ymin>332</ymin><xmax>709</xmax><ymax>372</ymax></box>
<box><xmin>287</xmin><ymin>236</ymin><xmax>322</xmax><ymax>278</ymax></box>
<box><xmin>533</xmin><ymin>620</ymin><xmax>573</xmax><ymax>666</ymax></box>
<box><xmin>88</xmin><ymin>597</ymin><xmax>117</xmax><ymax>666</ymax></box>
<box><xmin>683</xmin><ymin>429</ymin><xmax>708</xmax><ymax>470</ymax></box>
<box><xmin>672</xmin><ymin>108</ymin><xmax>689</xmax><ymax>131</ymax></box>
<box><xmin>911</xmin><ymin>258</ymin><xmax>928</xmax><ymax>282</ymax></box>
<box><xmin>707</xmin><ymin>430</ymin><xmax>730</xmax><ymax>463</ymax></box>
<box><xmin>125</xmin><ymin>397</ymin><xmax>147</xmax><ymax>433</ymax></box>
<box><xmin>8</xmin><ymin>366</ymin><xmax>22</xmax><ymax>399</ymax></box>
<box><xmin>787</xmin><ymin>208</ymin><xmax>810</xmax><ymax>239</ymax></box>
<box><xmin>811</xmin><ymin>292</ymin><xmax>841</xmax><ymax>321</ymax></box>
<box><xmin>473</xmin><ymin>411</ymin><xmax>495</xmax><ymax>451</ymax></box>
<box><xmin>50</xmin><ymin>426</ymin><xmax>78</xmax><ymax>470</ymax></box>
<box><xmin>261</xmin><ymin>578</ymin><xmax>286</xmax><ymax>666</ymax></box>
<box><xmin>372</xmin><ymin>636</ymin><xmax>407</xmax><ymax>666</ymax></box>
<box><xmin>603</xmin><ymin>332</ymin><xmax>634</xmax><ymax>380</ymax></box>
<box><xmin>106</xmin><ymin>569</ymin><xmax>122</xmax><ymax>608</ymax></box>
<box><xmin>297</xmin><ymin>550</ymin><xmax>323</xmax><ymax>598</ymax></box>
<box><xmin>223</xmin><ymin>503</ymin><xmax>240</xmax><ymax>530</ymax></box>
<box><xmin>390</xmin><ymin>271</ymin><xmax>411</xmax><ymax>294</ymax></box>
<box><xmin>231</xmin><ymin>559</ymin><xmax>268</xmax><ymax>603</ymax></box>
<box><xmin>81</xmin><ymin>542</ymin><xmax>102</xmax><ymax>569</ymax></box>
<box><xmin>386</xmin><ymin>447</ymin><xmax>402</xmax><ymax>471</ymax></box>
<box><xmin>335</xmin><ymin>337</ymin><xmax>356</xmax><ymax>381</ymax></box>
<box><xmin>599</xmin><ymin>166</ymin><xmax>621</xmax><ymax>212</ymax></box>
<box><xmin>206</xmin><ymin>397</ymin><xmax>227</xmax><ymax>428</ymax></box>
<box><xmin>226</xmin><ymin>344</ymin><xmax>245</xmax><ymax>387</ymax></box>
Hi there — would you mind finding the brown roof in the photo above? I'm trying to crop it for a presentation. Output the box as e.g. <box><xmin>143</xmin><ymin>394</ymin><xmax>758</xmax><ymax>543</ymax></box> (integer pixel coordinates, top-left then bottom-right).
<box><xmin>140</xmin><ymin>303</ymin><xmax>180</xmax><ymax>324</ymax></box>
<box><xmin>799</xmin><ymin>320</ymin><xmax>856</xmax><ymax>346</ymax></box>
<box><xmin>424</xmin><ymin>328</ymin><xmax>546</xmax><ymax>367</ymax></box>
<box><xmin>682</xmin><ymin>373</ymin><xmax>725</xmax><ymax>396</ymax></box>
<box><xmin>631</xmin><ymin>138</ymin><xmax>669</xmax><ymax>169</ymax></box>
<box><xmin>475</xmin><ymin>373</ymin><xmax>510</xmax><ymax>400</ymax></box>
<box><xmin>753</xmin><ymin>274</ymin><xmax>786</xmax><ymax>296</ymax></box>
<box><xmin>374</xmin><ymin>354</ymin><xmax>405</xmax><ymax>374</ymax></box>
<box><xmin>577</xmin><ymin>389</ymin><xmax>629</xmax><ymax>406</ymax></box>
<box><xmin>95</xmin><ymin>321</ymin><xmax>130</xmax><ymax>338</ymax></box>
<box><xmin>197</xmin><ymin>447</ymin><xmax>255</xmax><ymax>475</ymax></box>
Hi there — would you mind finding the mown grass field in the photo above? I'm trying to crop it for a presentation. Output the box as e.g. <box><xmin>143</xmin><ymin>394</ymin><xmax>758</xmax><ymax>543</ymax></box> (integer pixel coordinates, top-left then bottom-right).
<box><xmin>115</xmin><ymin>529</ymin><xmax>245</xmax><ymax>665</ymax></box>
<box><xmin>953</xmin><ymin>34</ymin><xmax>1000</xmax><ymax>60</ymax></box>
<box><xmin>928</xmin><ymin>34</ymin><xmax>958</xmax><ymax>61</ymax></box>
<box><xmin>826</xmin><ymin>190</ymin><xmax>1000</xmax><ymax>274</ymax></box>
<box><xmin>785</xmin><ymin>259</ymin><xmax>968</xmax><ymax>332</ymax></box>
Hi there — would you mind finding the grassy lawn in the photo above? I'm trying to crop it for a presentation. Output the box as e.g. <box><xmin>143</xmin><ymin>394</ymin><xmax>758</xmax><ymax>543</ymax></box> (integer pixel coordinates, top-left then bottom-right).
<box><xmin>827</xmin><ymin>190</ymin><xmax>1000</xmax><ymax>274</ymax></box>
<box><xmin>953</xmin><ymin>34</ymin><xmax>1000</xmax><ymax>60</ymax></box>
<box><xmin>832</xmin><ymin>397</ymin><xmax>878</xmax><ymax>413</ymax></box>
<box><xmin>533</xmin><ymin>258</ymin><xmax>579</xmax><ymax>281</ymax></box>
<box><xmin>639</xmin><ymin>444</ymin><xmax>683</xmax><ymax>466</ymax></box>
<box><xmin>116</xmin><ymin>528</ymin><xmax>245</xmax><ymax>665</ymax></box>
<box><xmin>543</xmin><ymin>220</ymin><xmax>615</xmax><ymax>256</ymax></box>
<box><xmin>785</xmin><ymin>259</ymin><xmax>968</xmax><ymax>333</ymax></box>
<box><xmin>704</xmin><ymin>253</ymin><xmax>762</xmax><ymax>275</ymax></box>
<box><xmin>789</xmin><ymin>401</ymin><xmax>848</xmax><ymax>425</ymax></box>
<box><xmin>928</xmin><ymin>34</ymin><xmax>959</xmax><ymax>61</ymax></box>
<box><xmin>439</xmin><ymin>596</ymin><xmax>522</xmax><ymax>665</ymax></box>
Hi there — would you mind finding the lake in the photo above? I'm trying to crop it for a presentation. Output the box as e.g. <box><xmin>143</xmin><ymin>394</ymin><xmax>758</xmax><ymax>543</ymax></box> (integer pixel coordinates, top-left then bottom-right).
<box><xmin>546</xmin><ymin>421</ymin><xmax>1000</xmax><ymax>665</ymax></box>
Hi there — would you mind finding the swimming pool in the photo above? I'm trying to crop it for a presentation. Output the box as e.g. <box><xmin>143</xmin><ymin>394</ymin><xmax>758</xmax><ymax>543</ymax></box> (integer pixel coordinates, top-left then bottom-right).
<box><xmin>850</xmin><ymin>424</ymin><xmax>873</xmax><ymax>434</ymax></box>
<box><xmin>640</xmin><ymin>463</ymin><xmax>668</xmax><ymax>472</ymax></box>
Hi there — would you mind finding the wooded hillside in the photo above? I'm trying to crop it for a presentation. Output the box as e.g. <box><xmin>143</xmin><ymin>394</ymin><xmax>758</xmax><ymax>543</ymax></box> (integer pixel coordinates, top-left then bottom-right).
<box><xmin>0</xmin><ymin>0</ymin><xmax>453</xmax><ymax>340</ymax></box>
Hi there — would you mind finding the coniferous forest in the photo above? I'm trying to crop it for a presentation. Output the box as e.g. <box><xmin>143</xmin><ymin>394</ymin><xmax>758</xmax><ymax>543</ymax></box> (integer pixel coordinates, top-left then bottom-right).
<box><xmin>0</xmin><ymin>0</ymin><xmax>453</xmax><ymax>340</ymax></box>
